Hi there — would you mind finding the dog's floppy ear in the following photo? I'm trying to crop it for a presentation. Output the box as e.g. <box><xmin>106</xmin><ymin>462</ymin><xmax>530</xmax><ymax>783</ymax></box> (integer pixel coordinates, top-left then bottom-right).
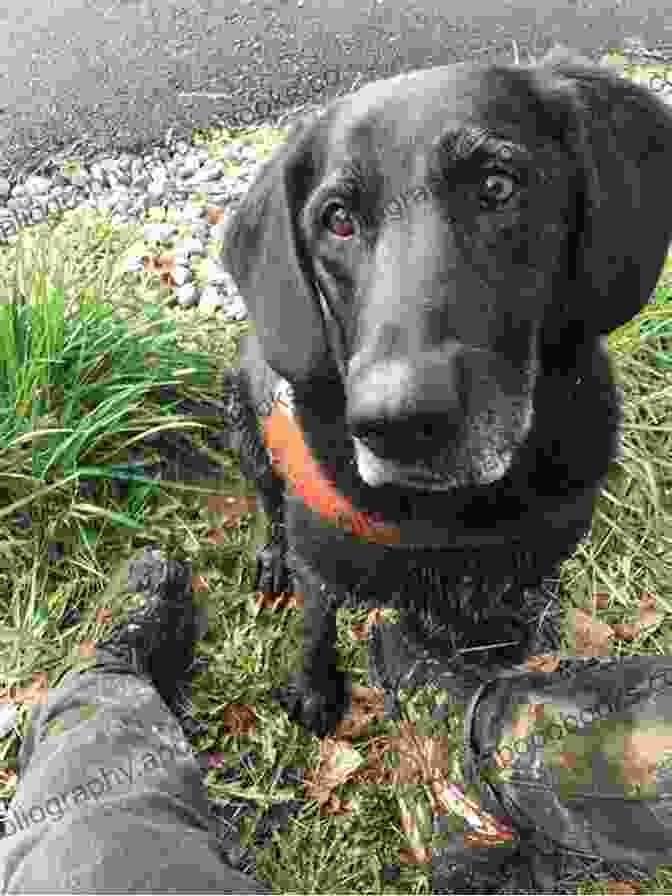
<box><xmin>222</xmin><ymin>112</ymin><xmax>336</xmax><ymax>385</ymax></box>
<box><xmin>530</xmin><ymin>49</ymin><xmax>672</xmax><ymax>336</ymax></box>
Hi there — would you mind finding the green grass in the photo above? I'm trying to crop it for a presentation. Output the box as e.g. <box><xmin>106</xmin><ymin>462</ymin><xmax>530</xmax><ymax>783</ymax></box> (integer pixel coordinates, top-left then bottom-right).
<box><xmin>1</xmin><ymin>54</ymin><xmax>672</xmax><ymax>894</ymax></box>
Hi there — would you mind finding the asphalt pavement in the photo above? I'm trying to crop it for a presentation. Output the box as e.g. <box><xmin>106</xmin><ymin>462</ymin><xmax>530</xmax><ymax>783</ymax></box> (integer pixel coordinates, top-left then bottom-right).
<box><xmin>0</xmin><ymin>0</ymin><xmax>670</xmax><ymax>185</ymax></box>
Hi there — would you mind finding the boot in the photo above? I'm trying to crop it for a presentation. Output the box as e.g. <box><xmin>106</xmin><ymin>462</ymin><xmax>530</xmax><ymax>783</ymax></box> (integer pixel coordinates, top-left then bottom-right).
<box><xmin>94</xmin><ymin>546</ymin><xmax>208</xmax><ymax>722</ymax></box>
<box><xmin>432</xmin><ymin>656</ymin><xmax>672</xmax><ymax>893</ymax></box>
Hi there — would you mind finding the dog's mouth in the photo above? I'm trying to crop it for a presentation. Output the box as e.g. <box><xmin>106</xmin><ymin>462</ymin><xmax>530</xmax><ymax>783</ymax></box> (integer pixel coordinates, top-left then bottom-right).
<box><xmin>352</xmin><ymin>436</ymin><xmax>462</xmax><ymax>492</ymax></box>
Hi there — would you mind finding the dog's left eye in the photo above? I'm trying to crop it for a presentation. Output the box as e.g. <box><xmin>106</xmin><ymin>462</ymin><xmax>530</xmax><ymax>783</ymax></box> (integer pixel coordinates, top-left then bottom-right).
<box><xmin>478</xmin><ymin>172</ymin><xmax>517</xmax><ymax>208</ymax></box>
<box><xmin>322</xmin><ymin>202</ymin><xmax>356</xmax><ymax>239</ymax></box>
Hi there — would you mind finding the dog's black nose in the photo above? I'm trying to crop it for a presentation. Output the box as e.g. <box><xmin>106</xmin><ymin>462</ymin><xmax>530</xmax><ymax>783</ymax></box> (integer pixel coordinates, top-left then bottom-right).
<box><xmin>345</xmin><ymin>355</ymin><xmax>464</xmax><ymax>461</ymax></box>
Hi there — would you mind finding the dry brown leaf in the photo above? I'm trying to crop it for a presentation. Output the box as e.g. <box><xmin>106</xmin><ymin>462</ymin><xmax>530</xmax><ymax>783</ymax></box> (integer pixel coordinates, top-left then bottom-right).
<box><xmin>525</xmin><ymin>654</ymin><xmax>561</xmax><ymax>674</ymax></box>
<box><xmin>606</xmin><ymin>881</ymin><xmax>642</xmax><ymax>894</ymax></box>
<box><xmin>220</xmin><ymin>704</ymin><xmax>257</xmax><ymax>737</ymax></box>
<box><xmin>207</xmin><ymin>494</ymin><xmax>258</xmax><ymax>516</ymax></box>
<box><xmin>433</xmin><ymin>781</ymin><xmax>515</xmax><ymax>839</ymax></box>
<box><xmin>141</xmin><ymin>252</ymin><xmax>179</xmax><ymax>288</ymax></box>
<box><xmin>612</xmin><ymin>622</ymin><xmax>640</xmax><ymax>641</ymax></box>
<box><xmin>207</xmin><ymin>206</ymin><xmax>229</xmax><ymax>226</ymax></box>
<box><xmin>638</xmin><ymin>592</ymin><xmax>662</xmax><ymax>629</ymax></box>
<box><xmin>350</xmin><ymin>734</ymin><xmax>398</xmax><ymax>786</ymax></box>
<box><xmin>1</xmin><ymin>672</ymin><xmax>50</xmax><ymax>706</ymax></box>
<box><xmin>594</xmin><ymin>592</ymin><xmax>611</xmax><ymax>610</ymax></box>
<box><xmin>349</xmin><ymin>608</ymin><xmax>388</xmax><ymax>642</ymax></box>
<box><xmin>95</xmin><ymin>607</ymin><xmax>114</xmax><ymax>625</ymax></box>
<box><xmin>621</xmin><ymin>725</ymin><xmax>672</xmax><ymax>790</ymax></box>
<box><xmin>367</xmin><ymin>608</ymin><xmax>388</xmax><ymax>625</ymax></box>
<box><xmin>334</xmin><ymin>685</ymin><xmax>386</xmax><ymax>739</ymax></box>
<box><xmin>192</xmin><ymin>574</ymin><xmax>209</xmax><ymax>593</ymax></box>
<box><xmin>78</xmin><ymin>640</ymin><xmax>98</xmax><ymax>659</ymax></box>
<box><xmin>558</xmin><ymin>750</ymin><xmax>581</xmax><ymax>771</ymax></box>
<box><xmin>572</xmin><ymin>608</ymin><xmax>615</xmax><ymax>656</ymax></box>
<box><xmin>0</xmin><ymin>768</ymin><xmax>17</xmax><ymax>787</ymax></box>
<box><xmin>206</xmin><ymin>495</ymin><xmax>259</xmax><ymax>534</ymax></box>
<box><xmin>349</xmin><ymin>622</ymin><xmax>370</xmax><ymax>642</ymax></box>
<box><xmin>255</xmin><ymin>589</ymin><xmax>302</xmax><ymax>611</ymax></box>
<box><xmin>319</xmin><ymin>792</ymin><xmax>356</xmax><ymax>817</ymax></box>
<box><xmin>397</xmin><ymin>794</ymin><xmax>433</xmax><ymax>865</ymax></box>
<box><xmin>303</xmin><ymin>738</ymin><xmax>364</xmax><ymax>808</ymax></box>
<box><xmin>204</xmin><ymin>528</ymin><xmax>230</xmax><ymax>546</ymax></box>
<box><xmin>399</xmin><ymin>846</ymin><xmax>431</xmax><ymax>866</ymax></box>
<box><xmin>599</xmin><ymin>592</ymin><xmax>661</xmax><ymax>644</ymax></box>
<box><xmin>388</xmin><ymin>721</ymin><xmax>453</xmax><ymax>789</ymax></box>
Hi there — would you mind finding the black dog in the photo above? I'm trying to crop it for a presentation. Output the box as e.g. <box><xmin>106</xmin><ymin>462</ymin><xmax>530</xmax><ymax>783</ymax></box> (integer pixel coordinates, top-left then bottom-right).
<box><xmin>220</xmin><ymin>49</ymin><xmax>672</xmax><ymax>738</ymax></box>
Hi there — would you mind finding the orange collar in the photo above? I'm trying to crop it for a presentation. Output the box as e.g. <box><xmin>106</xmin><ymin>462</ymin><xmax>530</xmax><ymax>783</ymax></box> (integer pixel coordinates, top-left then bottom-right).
<box><xmin>260</xmin><ymin>384</ymin><xmax>596</xmax><ymax>552</ymax></box>
<box><xmin>261</xmin><ymin>393</ymin><xmax>403</xmax><ymax>545</ymax></box>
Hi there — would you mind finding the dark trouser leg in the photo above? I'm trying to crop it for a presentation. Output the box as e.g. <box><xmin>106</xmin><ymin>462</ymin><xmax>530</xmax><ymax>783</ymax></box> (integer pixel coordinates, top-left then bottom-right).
<box><xmin>0</xmin><ymin>650</ymin><xmax>271</xmax><ymax>894</ymax></box>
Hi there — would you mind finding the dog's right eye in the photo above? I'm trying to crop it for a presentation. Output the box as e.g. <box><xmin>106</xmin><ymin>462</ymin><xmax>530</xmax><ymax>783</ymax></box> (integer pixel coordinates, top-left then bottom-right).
<box><xmin>321</xmin><ymin>202</ymin><xmax>356</xmax><ymax>239</ymax></box>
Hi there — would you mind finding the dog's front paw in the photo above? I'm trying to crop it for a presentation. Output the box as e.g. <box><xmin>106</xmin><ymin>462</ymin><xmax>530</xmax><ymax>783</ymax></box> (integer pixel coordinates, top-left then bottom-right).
<box><xmin>254</xmin><ymin>540</ymin><xmax>293</xmax><ymax>597</ymax></box>
<box><xmin>272</xmin><ymin>671</ymin><xmax>349</xmax><ymax>738</ymax></box>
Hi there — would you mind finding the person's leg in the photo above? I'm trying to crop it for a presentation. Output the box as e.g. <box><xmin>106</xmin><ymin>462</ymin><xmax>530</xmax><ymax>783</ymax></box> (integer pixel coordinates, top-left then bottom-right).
<box><xmin>1</xmin><ymin>652</ymin><xmax>271</xmax><ymax>894</ymax></box>
<box><xmin>0</xmin><ymin>549</ymin><xmax>271</xmax><ymax>894</ymax></box>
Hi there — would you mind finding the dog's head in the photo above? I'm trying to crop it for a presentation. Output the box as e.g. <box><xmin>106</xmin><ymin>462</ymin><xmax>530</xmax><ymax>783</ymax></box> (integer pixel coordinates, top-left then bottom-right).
<box><xmin>223</xmin><ymin>50</ymin><xmax>672</xmax><ymax>495</ymax></box>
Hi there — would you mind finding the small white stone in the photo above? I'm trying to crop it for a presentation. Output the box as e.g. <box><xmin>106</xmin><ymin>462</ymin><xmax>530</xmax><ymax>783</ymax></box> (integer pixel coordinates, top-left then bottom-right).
<box><xmin>199</xmin><ymin>284</ymin><xmax>225</xmax><ymax>313</ymax></box>
<box><xmin>176</xmin><ymin>283</ymin><xmax>199</xmax><ymax>307</ymax></box>
<box><xmin>172</xmin><ymin>264</ymin><xmax>192</xmax><ymax>286</ymax></box>
<box><xmin>143</xmin><ymin>223</ymin><xmax>178</xmax><ymax>243</ymax></box>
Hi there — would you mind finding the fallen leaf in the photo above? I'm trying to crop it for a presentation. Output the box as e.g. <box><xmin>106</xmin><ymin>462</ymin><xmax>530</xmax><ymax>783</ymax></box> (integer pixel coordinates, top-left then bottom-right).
<box><xmin>349</xmin><ymin>608</ymin><xmax>388</xmax><ymax>642</ymax></box>
<box><xmin>303</xmin><ymin>738</ymin><xmax>364</xmax><ymax>807</ymax></box>
<box><xmin>594</xmin><ymin>592</ymin><xmax>611</xmax><ymax>610</ymax></box>
<box><xmin>204</xmin><ymin>528</ymin><xmax>233</xmax><ymax>545</ymax></box>
<box><xmin>319</xmin><ymin>792</ymin><xmax>356</xmax><ymax>817</ymax></box>
<box><xmin>207</xmin><ymin>494</ymin><xmax>258</xmax><ymax>518</ymax></box>
<box><xmin>78</xmin><ymin>640</ymin><xmax>98</xmax><ymax>658</ymax></box>
<box><xmin>612</xmin><ymin>622</ymin><xmax>640</xmax><ymax>641</ymax></box>
<box><xmin>399</xmin><ymin>846</ymin><xmax>431</xmax><ymax>865</ymax></box>
<box><xmin>95</xmin><ymin>607</ymin><xmax>114</xmax><ymax>625</ymax></box>
<box><xmin>397</xmin><ymin>788</ymin><xmax>433</xmax><ymax>865</ymax></box>
<box><xmin>207</xmin><ymin>206</ymin><xmax>229</xmax><ymax>226</ymax></box>
<box><xmin>0</xmin><ymin>768</ymin><xmax>17</xmax><ymax>787</ymax></box>
<box><xmin>572</xmin><ymin>608</ymin><xmax>615</xmax><ymax>655</ymax></box>
<box><xmin>206</xmin><ymin>495</ymin><xmax>259</xmax><ymax>536</ymax></box>
<box><xmin>389</xmin><ymin>721</ymin><xmax>453</xmax><ymax>789</ymax></box>
<box><xmin>525</xmin><ymin>654</ymin><xmax>561</xmax><ymax>674</ymax></box>
<box><xmin>638</xmin><ymin>592</ymin><xmax>663</xmax><ymax>629</ymax></box>
<box><xmin>621</xmin><ymin>723</ymin><xmax>672</xmax><ymax>790</ymax></box>
<box><xmin>349</xmin><ymin>622</ymin><xmax>370</xmax><ymax>642</ymax></box>
<box><xmin>255</xmin><ymin>589</ymin><xmax>302</xmax><ymax>611</ymax></box>
<box><xmin>335</xmin><ymin>685</ymin><xmax>386</xmax><ymax>739</ymax></box>
<box><xmin>142</xmin><ymin>252</ymin><xmax>179</xmax><ymax>288</ymax></box>
<box><xmin>606</xmin><ymin>881</ymin><xmax>642</xmax><ymax>894</ymax></box>
<box><xmin>192</xmin><ymin>574</ymin><xmax>209</xmax><ymax>593</ymax></box>
<box><xmin>0</xmin><ymin>672</ymin><xmax>50</xmax><ymax>706</ymax></box>
<box><xmin>351</xmin><ymin>734</ymin><xmax>399</xmax><ymax>786</ymax></box>
<box><xmin>434</xmin><ymin>781</ymin><xmax>515</xmax><ymax>839</ymax></box>
<box><xmin>220</xmin><ymin>703</ymin><xmax>257</xmax><ymax>737</ymax></box>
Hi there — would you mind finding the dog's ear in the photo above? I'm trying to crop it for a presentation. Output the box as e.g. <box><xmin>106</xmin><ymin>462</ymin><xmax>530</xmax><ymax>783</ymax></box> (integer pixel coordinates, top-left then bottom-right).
<box><xmin>529</xmin><ymin>50</ymin><xmax>672</xmax><ymax>336</ymax></box>
<box><xmin>222</xmin><ymin>112</ymin><xmax>336</xmax><ymax>385</ymax></box>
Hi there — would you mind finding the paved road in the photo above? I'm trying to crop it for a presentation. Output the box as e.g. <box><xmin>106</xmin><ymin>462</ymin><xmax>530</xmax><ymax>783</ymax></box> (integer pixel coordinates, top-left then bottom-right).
<box><xmin>0</xmin><ymin>0</ymin><xmax>670</xmax><ymax>184</ymax></box>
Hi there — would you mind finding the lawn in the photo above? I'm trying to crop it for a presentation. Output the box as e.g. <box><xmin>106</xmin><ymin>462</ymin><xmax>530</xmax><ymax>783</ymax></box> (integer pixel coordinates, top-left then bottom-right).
<box><xmin>0</xmin><ymin>50</ymin><xmax>671</xmax><ymax>894</ymax></box>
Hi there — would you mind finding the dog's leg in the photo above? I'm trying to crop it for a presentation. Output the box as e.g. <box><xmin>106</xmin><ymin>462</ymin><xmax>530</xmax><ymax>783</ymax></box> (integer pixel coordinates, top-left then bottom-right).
<box><xmin>220</xmin><ymin>369</ymin><xmax>349</xmax><ymax>735</ymax></box>
<box><xmin>273</xmin><ymin>559</ymin><xmax>350</xmax><ymax>738</ymax></box>
<box><xmin>219</xmin><ymin>368</ymin><xmax>292</xmax><ymax>597</ymax></box>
